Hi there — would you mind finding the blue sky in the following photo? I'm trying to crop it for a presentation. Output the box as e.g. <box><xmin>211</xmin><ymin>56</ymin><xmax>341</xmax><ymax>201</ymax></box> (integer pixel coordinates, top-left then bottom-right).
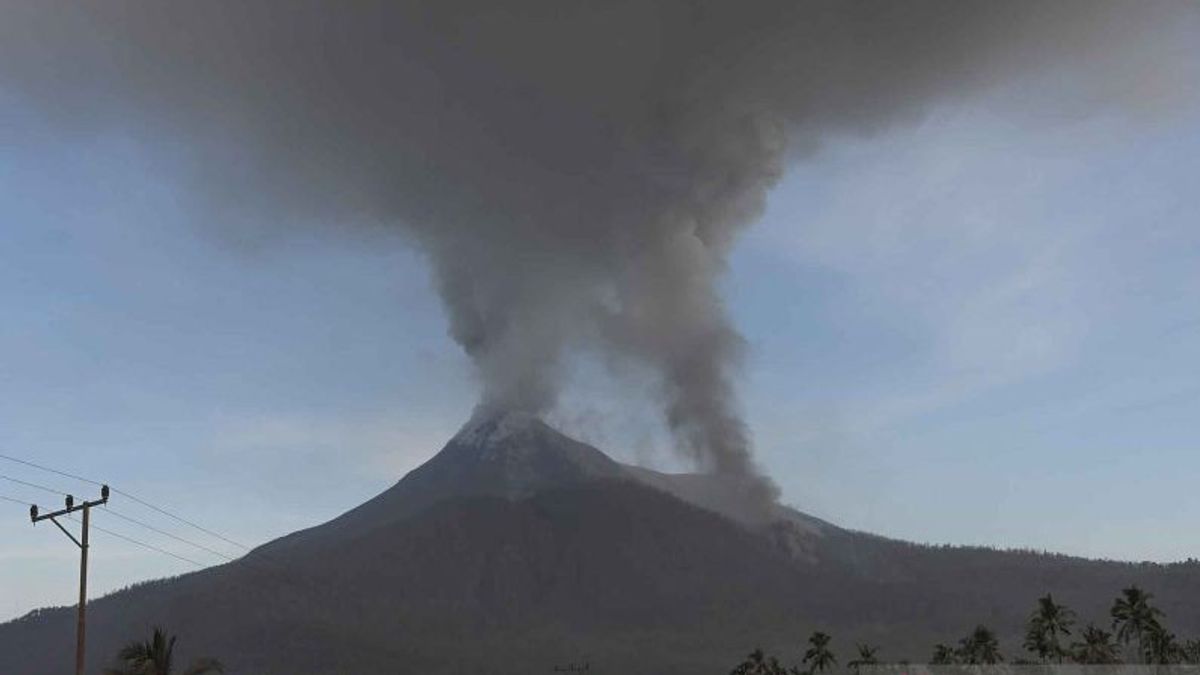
<box><xmin>2</xmin><ymin>87</ymin><xmax>1199</xmax><ymax>620</ymax></box>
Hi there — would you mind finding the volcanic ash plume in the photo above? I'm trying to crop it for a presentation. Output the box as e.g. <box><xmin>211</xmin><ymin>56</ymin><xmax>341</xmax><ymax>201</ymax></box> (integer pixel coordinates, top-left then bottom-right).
<box><xmin>1</xmin><ymin>1</ymin><xmax>1196</xmax><ymax>493</ymax></box>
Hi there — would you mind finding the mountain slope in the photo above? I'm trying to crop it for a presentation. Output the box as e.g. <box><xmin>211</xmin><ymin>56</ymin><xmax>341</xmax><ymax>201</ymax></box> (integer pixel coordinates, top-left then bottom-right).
<box><xmin>261</xmin><ymin>410</ymin><xmax>626</xmax><ymax>553</ymax></box>
<box><xmin>2</xmin><ymin>412</ymin><xmax>1198</xmax><ymax>674</ymax></box>
<box><xmin>0</xmin><ymin>481</ymin><xmax>825</xmax><ymax>674</ymax></box>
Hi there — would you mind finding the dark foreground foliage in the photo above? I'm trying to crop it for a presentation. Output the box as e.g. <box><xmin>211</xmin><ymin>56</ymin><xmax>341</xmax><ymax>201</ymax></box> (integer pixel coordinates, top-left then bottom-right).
<box><xmin>733</xmin><ymin>585</ymin><xmax>1200</xmax><ymax>673</ymax></box>
<box><xmin>103</xmin><ymin>626</ymin><xmax>223</xmax><ymax>675</ymax></box>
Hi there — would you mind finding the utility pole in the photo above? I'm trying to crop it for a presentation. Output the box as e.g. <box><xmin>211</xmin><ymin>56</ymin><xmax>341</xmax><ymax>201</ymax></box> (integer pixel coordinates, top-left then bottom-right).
<box><xmin>30</xmin><ymin>485</ymin><xmax>109</xmax><ymax>675</ymax></box>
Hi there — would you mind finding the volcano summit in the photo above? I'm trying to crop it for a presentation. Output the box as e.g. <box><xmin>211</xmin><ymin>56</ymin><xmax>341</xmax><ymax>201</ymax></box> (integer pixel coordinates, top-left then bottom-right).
<box><xmin>2</xmin><ymin>413</ymin><xmax>1198</xmax><ymax>674</ymax></box>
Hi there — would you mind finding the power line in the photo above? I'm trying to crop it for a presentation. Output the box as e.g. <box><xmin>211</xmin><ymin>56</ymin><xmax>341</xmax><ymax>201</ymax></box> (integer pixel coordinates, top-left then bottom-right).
<box><xmin>90</xmin><ymin>523</ymin><xmax>205</xmax><ymax>568</ymax></box>
<box><xmin>101</xmin><ymin>507</ymin><xmax>237</xmax><ymax>562</ymax></box>
<box><xmin>66</xmin><ymin>517</ymin><xmax>326</xmax><ymax>603</ymax></box>
<box><xmin>25</xmin><ymin>478</ymin><xmax>336</xmax><ymax>605</ymax></box>
<box><xmin>2</xmin><ymin>453</ymin><xmax>336</xmax><ymax>602</ymax></box>
<box><xmin>0</xmin><ymin>472</ymin><xmax>68</xmax><ymax>497</ymax></box>
<box><xmin>0</xmin><ymin>452</ymin><xmax>103</xmax><ymax>487</ymax></box>
<box><xmin>1</xmin><ymin>493</ymin><xmax>32</xmax><ymax>506</ymax></box>
<box><xmin>67</xmin><ymin>514</ymin><xmax>205</xmax><ymax>568</ymax></box>
<box><xmin>0</xmin><ymin>452</ymin><xmax>249</xmax><ymax>551</ymax></box>
<box><xmin>3</xmin><ymin>460</ymin><xmax>341</xmax><ymax>628</ymax></box>
<box><xmin>110</xmin><ymin>488</ymin><xmax>249</xmax><ymax>551</ymax></box>
<box><xmin>5</xmin><ymin>459</ymin><xmax>392</xmax><ymax>661</ymax></box>
<box><xmin>34</xmin><ymin>487</ymin><xmax>109</xmax><ymax>675</ymax></box>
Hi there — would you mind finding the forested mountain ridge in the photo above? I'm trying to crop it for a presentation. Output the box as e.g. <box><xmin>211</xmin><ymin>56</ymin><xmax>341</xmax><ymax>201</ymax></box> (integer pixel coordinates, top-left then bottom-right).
<box><xmin>3</xmin><ymin>413</ymin><xmax>1197</xmax><ymax>674</ymax></box>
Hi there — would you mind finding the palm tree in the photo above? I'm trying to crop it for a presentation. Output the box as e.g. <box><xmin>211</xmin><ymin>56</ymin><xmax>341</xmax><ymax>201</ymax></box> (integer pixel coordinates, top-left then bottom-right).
<box><xmin>930</xmin><ymin>643</ymin><xmax>957</xmax><ymax>665</ymax></box>
<box><xmin>731</xmin><ymin>648</ymin><xmax>790</xmax><ymax>675</ymax></box>
<box><xmin>803</xmin><ymin>632</ymin><xmax>837</xmax><ymax>675</ymax></box>
<box><xmin>1111</xmin><ymin>585</ymin><xmax>1164</xmax><ymax>663</ymax></box>
<box><xmin>103</xmin><ymin>627</ymin><xmax>224</xmax><ymax>675</ymax></box>
<box><xmin>957</xmin><ymin>625</ymin><xmax>1003</xmax><ymax>665</ymax></box>
<box><xmin>1143</xmin><ymin>621</ymin><xmax>1182</xmax><ymax>665</ymax></box>
<box><xmin>1070</xmin><ymin>624</ymin><xmax>1120</xmax><ymax>664</ymax></box>
<box><xmin>1023</xmin><ymin>594</ymin><xmax>1075</xmax><ymax>663</ymax></box>
<box><xmin>1183</xmin><ymin>639</ymin><xmax>1200</xmax><ymax>665</ymax></box>
<box><xmin>848</xmin><ymin>644</ymin><xmax>879</xmax><ymax>675</ymax></box>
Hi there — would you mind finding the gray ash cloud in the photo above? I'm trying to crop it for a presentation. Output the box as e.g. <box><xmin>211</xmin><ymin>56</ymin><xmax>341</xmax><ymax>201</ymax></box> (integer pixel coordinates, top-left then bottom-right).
<box><xmin>2</xmin><ymin>1</ymin><xmax>1194</xmax><ymax>495</ymax></box>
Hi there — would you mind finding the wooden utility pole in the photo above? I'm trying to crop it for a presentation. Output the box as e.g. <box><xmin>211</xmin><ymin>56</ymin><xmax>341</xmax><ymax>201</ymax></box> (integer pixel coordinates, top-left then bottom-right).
<box><xmin>31</xmin><ymin>485</ymin><xmax>108</xmax><ymax>675</ymax></box>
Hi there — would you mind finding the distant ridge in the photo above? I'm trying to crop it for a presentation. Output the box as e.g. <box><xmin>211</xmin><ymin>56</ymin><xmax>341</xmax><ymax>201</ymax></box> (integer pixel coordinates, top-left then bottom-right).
<box><xmin>3</xmin><ymin>413</ymin><xmax>1199</xmax><ymax>674</ymax></box>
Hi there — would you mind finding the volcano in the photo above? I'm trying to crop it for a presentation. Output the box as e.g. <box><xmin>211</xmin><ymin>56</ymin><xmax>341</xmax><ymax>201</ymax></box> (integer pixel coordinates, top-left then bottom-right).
<box><xmin>2</xmin><ymin>412</ymin><xmax>1198</xmax><ymax>674</ymax></box>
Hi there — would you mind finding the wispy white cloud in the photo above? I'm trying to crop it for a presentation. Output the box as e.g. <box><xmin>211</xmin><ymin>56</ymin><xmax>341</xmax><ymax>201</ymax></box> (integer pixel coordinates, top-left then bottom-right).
<box><xmin>740</xmin><ymin>96</ymin><xmax>1200</xmax><ymax>560</ymax></box>
<box><xmin>757</xmin><ymin>105</ymin><xmax>1130</xmax><ymax>434</ymax></box>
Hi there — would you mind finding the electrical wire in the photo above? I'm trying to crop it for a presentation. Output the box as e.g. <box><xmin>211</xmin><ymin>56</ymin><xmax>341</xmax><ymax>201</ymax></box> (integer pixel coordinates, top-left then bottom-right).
<box><xmin>1</xmin><ymin>452</ymin><xmax>334</xmax><ymax>600</ymax></box>
<box><xmin>110</xmin><ymin>488</ymin><xmax>249</xmax><ymax>551</ymax></box>
<box><xmin>64</xmin><ymin>517</ymin><xmax>325</xmax><ymax>601</ymax></box>
<box><xmin>66</xmin><ymin>514</ymin><xmax>205</xmax><ymax>568</ymax></box>
<box><xmin>0</xmin><ymin>493</ymin><xmax>32</xmax><ymax>507</ymax></box>
<box><xmin>90</xmin><ymin>523</ymin><xmax>206</xmax><ymax>568</ymax></box>
<box><xmin>0</xmin><ymin>453</ymin><xmax>249</xmax><ymax>551</ymax></box>
<box><xmin>0</xmin><ymin>452</ymin><xmax>103</xmax><ymax>487</ymax></box>
<box><xmin>101</xmin><ymin>507</ymin><xmax>237</xmax><ymax>562</ymax></box>
<box><xmin>0</xmin><ymin>472</ymin><xmax>69</xmax><ymax>497</ymax></box>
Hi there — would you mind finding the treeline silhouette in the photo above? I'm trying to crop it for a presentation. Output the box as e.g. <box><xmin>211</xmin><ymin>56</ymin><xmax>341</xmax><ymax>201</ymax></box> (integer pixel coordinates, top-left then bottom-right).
<box><xmin>732</xmin><ymin>585</ymin><xmax>1200</xmax><ymax>673</ymax></box>
<box><xmin>6</xmin><ymin>479</ymin><xmax>1200</xmax><ymax>674</ymax></box>
<box><xmin>103</xmin><ymin>626</ymin><xmax>223</xmax><ymax>675</ymax></box>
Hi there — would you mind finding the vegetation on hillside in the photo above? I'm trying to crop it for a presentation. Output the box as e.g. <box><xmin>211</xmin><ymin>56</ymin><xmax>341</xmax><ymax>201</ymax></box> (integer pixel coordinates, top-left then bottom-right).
<box><xmin>103</xmin><ymin>627</ymin><xmax>224</xmax><ymax>675</ymax></box>
<box><xmin>731</xmin><ymin>585</ymin><xmax>1200</xmax><ymax>673</ymax></box>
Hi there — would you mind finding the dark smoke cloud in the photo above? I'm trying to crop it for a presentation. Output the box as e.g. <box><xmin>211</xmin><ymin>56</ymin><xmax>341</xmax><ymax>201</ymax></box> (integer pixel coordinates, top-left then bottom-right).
<box><xmin>1</xmin><ymin>1</ymin><xmax>1195</xmax><ymax>492</ymax></box>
